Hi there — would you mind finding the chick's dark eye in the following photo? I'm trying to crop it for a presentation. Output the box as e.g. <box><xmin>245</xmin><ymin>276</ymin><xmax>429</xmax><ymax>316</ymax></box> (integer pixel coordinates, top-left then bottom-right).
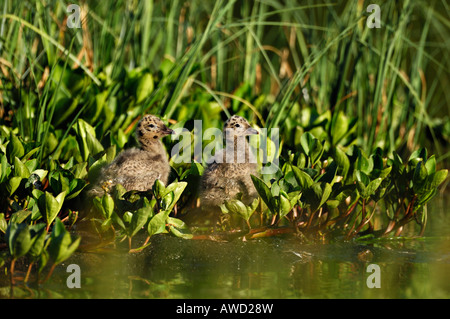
<box><xmin>235</xmin><ymin>124</ymin><xmax>240</xmax><ymax>128</ymax></box>
<box><xmin>148</xmin><ymin>124</ymin><xmax>155</xmax><ymax>128</ymax></box>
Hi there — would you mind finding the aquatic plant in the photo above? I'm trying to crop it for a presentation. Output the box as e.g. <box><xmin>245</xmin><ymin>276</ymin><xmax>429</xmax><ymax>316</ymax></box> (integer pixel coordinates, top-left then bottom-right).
<box><xmin>242</xmin><ymin>133</ymin><xmax>448</xmax><ymax>241</ymax></box>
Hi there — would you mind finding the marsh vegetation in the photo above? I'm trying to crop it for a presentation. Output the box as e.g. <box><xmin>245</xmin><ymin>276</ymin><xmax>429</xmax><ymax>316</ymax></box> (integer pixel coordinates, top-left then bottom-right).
<box><xmin>0</xmin><ymin>0</ymin><xmax>448</xmax><ymax>297</ymax></box>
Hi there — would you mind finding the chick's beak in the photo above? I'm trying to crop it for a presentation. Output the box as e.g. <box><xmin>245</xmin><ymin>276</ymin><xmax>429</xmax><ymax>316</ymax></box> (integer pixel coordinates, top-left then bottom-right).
<box><xmin>246</xmin><ymin>127</ymin><xmax>259</xmax><ymax>135</ymax></box>
<box><xmin>162</xmin><ymin>127</ymin><xmax>175</xmax><ymax>136</ymax></box>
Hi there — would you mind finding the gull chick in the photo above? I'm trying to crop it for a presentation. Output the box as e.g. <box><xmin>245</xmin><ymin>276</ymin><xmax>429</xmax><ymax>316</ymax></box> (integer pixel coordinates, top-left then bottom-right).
<box><xmin>88</xmin><ymin>114</ymin><xmax>174</xmax><ymax>196</ymax></box>
<box><xmin>199</xmin><ymin>115</ymin><xmax>259</xmax><ymax>208</ymax></box>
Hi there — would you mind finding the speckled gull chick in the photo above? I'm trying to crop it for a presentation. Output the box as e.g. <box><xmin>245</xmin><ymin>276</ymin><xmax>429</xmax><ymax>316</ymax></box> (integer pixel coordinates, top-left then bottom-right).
<box><xmin>199</xmin><ymin>115</ymin><xmax>259</xmax><ymax>208</ymax></box>
<box><xmin>88</xmin><ymin>114</ymin><xmax>174</xmax><ymax>196</ymax></box>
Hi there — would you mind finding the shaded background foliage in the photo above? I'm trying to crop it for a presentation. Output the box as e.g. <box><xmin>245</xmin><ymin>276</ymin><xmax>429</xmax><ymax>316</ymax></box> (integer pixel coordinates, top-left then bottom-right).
<box><xmin>0</xmin><ymin>0</ymin><xmax>449</xmax><ymax>160</ymax></box>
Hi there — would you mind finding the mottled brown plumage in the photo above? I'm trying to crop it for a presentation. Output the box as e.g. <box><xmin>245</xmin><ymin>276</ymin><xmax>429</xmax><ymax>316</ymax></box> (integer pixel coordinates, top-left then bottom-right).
<box><xmin>199</xmin><ymin>115</ymin><xmax>259</xmax><ymax>208</ymax></box>
<box><xmin>88</xmin><ymin>114</ymin><xmax>174</xmax><ymax>197</ymax></box>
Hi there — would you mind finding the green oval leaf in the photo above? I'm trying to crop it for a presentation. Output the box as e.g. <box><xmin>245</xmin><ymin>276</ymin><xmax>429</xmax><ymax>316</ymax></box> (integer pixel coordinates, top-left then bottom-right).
<box><xmin>8</xmin><ymin>176</ymin><xmax>22</xmax><ymax>195</ymax></box>
<box><xmin>129</xmin><ymin>206</ymin><xmax>151</xmax><ymax>237</ymax></box>
<box><xmin>14</xmin><ymin>156</ymin><xmax>30</xmax><ymax>178</ymax></box>
<box><xmin>413</xmin><ymin>161</ymin><xmax>428</xmax><ymax>193</ymax></box>
<box><xmin>0</xmin><ymin>214</ymin><xmax>7</xmax><ymax>233</ymax></box>
<box><xmin>6</xmin><ymin>223</ymin><xmax>32</xmax><ymax>259</ymax></box>
<box><xmin>152</xmin><ymin>179</ymin><xmax>166</xmax><ymax>198</ymax></box>
<box><xmin>101</xmin><ymin>194</ymin><xmax>115</xmax><ymax>219</ymax></box>
<box><xmin>424</xmin><ymin>155</ymin><xmax>436</xmax><ymax>175</ymax></box>
<box><xmin>251</xmin><ymin>175</ymin><xmax>274</xmax><ymax>213</ymax></box>
<box><xmin>37</xmin><ymin>191</ymin><xmax>66</xmax><ymax>227</ymax></box>
<box><xmin>7</xmin><ymin>133</ymin><xmax>24</xmax><ymax>163</ymax></box>
<box><xmin>48</xmin><ymin>218</ymin><xmax>80</xmax><ymax>265</ymax></box>
<box><xmin>364</xmin><ymin>178</ymin><xmax>382</xmax><ymax>199</ymax></box>
<box><xmin>292</xmin><ymin>166</ymin><xmax>314</xmax><ymax>190</ymax></box>
<box><xmin>9</xmin><ymin>210</ymin><xmax>32</xmax><ymax>224</ymax></box>
<box><xmin>147</xmin><ymin>211</ymin><xmax>170</xmax><ymax>237</ymax></box>
<box><xmin>278</xmin><ymin>193</ymin><xmax>292</xmax><ymax>218</ymax></box>
<box><xmin>300</xmin><ymin>132</ymin><xmax>324</xmax><ymax>166</ymax></box>
<box><xmin>334</xmin><ymin>146</ymin><xmax>350</xmax><ymax>180</ymax></box>
<box><xmin>431</xmin><ymin>169</ymin><xmax>448</xmax><ymax>189</ymax></box>
<box><xmin>28</xmin><ymin>224</ymin><xmax>47</xmax><ymax>259</ymax></box>
<box><xmin>136</xmin><ymin>72</ymin><xmax>154</xmax><ymax>103</ymax></box>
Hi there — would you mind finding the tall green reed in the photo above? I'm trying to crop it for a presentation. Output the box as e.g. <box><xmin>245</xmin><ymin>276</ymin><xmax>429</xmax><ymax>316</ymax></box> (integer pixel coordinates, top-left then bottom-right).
<box><xmin>0</xmin><ymin>0</ymin><xmax>448</xmax><ymax>163</ymax></box>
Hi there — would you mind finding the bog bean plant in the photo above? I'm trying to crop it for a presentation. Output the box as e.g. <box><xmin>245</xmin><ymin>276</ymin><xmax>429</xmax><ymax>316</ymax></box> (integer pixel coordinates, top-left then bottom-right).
<box><xmin>0</xmin><ymin>0</ymin><xmax>448</xmax><ymax>286</ymax></box>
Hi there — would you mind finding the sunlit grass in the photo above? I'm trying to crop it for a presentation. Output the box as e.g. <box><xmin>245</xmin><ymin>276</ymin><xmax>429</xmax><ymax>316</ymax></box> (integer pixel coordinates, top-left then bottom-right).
<box><xmin>1</xmin><ymin>0</ymin><xmax>448</xmax><ymax>159</ymax></box>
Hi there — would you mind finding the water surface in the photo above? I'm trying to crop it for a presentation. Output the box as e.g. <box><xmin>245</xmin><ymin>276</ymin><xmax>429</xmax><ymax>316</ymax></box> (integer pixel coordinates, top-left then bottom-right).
<box><xmin>2</xmin><ymin>195</ymin><xmax>449</xmax><ymax>299</ymax></box>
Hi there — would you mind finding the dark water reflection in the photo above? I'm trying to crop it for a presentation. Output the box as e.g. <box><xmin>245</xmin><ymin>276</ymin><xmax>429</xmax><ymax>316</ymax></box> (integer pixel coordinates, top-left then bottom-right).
<box><xmin>2</xmin><ymin>195</ymin><xmax>450</xmax><ymax>299</ymax></box>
